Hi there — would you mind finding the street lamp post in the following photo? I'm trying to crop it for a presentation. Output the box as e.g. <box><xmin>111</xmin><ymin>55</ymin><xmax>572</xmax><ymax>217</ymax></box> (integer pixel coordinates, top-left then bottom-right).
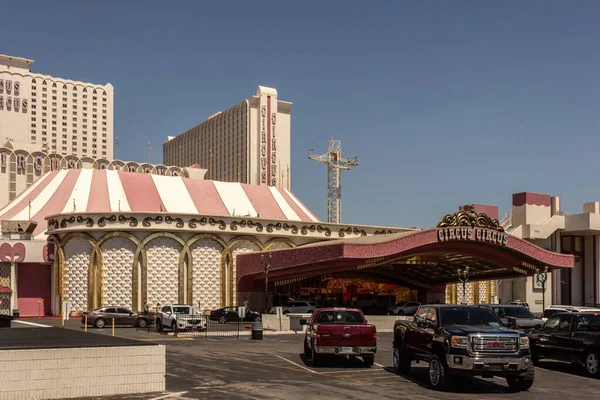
<box><xmin>457</xmin><ymin>267</ymin><xmax>470</xmax><ymax>305</ymax></box>
<box><xmin>536</xmin><ymin>266</ymin><xmax>549</xmax><ymax>312</ymax></box>
<box><xmin>261</xmin><ymin>253</ymin><xmax>272</xmax><ymax>313</ymax></box>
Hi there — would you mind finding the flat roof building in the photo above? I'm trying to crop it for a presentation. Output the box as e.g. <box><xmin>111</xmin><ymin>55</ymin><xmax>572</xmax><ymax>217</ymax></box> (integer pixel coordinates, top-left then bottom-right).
<box><xmin>163</xmin><ymin>86</ymin><xmax>292</xmax><ymax>189</ymax></box>
<box><xmin>0</xmin><ymin>54</ymin><xmax>114</xmax><ymax>160</ymax></box>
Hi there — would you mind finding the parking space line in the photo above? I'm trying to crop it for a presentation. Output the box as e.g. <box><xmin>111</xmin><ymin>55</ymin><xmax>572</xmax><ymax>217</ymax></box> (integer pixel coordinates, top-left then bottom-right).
<box><xmin>13</xmin><ymin>320</ymin><xmax>52</xmax><ymax>328</ymax></box>
<box><xmin>149</xmin><ymin>391</ymin><xmax>189</xmax><ymax>400</ymax></box>
<box><xmin>229</xmin><ymin>356</ymin><xmax>316</xmax><ymax>374</ymax></box>
<box><xmin>374</xmin><ymin>362</ymin><xmax>385</xmax><ymax>368</ymax></box>
<box><xmin>275</xmin><ymin>354</ymin><xmax>319</xmax><ymax>374</ymax></box>
<box><xmin>138</xmin><ymin>338</ymin><xmax>194</xmax><ymax>341</ymax></box>
<box><xmin>349</xmin><ymin>375</ymin><xmax>400</xmax><ymax>381</ymax></box>
<box><xmin>319</xmin><ymin>368</ymin><xmax>384</xmax><ymax>374</ymax></box>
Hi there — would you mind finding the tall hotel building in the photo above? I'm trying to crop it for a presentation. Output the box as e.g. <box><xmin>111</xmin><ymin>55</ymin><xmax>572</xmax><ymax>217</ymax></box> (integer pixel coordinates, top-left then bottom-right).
<box><xmin>163</xmin><ymin>86</ymin><xmax>292</xmax><ymax>189</ymax></box>
<box><xmin>0</xmin><ymin>54</ymin><xmax>114</xmax><ymax>159</ymax></box>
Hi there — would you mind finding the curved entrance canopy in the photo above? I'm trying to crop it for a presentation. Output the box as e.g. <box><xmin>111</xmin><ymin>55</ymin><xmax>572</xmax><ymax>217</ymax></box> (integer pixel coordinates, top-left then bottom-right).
<box><xmin>237</xmin><ymin>208</ymin><xmax>574</xmax><ymax>291</ymax></box>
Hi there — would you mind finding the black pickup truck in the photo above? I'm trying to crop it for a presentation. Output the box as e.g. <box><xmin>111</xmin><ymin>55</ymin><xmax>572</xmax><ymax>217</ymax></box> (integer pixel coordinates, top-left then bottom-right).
<box><xmin>393</xmin><ymin>305</ymin><xmax>534</xmax><ymax>391</ymax></box>
<box><xmin>529</xmin><ymin>311</ymin><xmax>600</xmax><ymax>377</ymax></box>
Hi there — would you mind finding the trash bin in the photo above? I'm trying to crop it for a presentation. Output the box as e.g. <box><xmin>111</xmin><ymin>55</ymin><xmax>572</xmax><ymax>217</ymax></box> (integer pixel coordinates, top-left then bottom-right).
<box><xmin>12</xmin><ymin>309</ymin><xmax>19</xmax><ymax>319</ymax></box>
<box><xmin>0</xmin><ymin>314</ymin><xmax>14</xmax><ymax>328</ymax></box>
<box><xmin>251</xmin><ymin>321</ymin><xmax>263</xmax><ymax>340</ymax></box>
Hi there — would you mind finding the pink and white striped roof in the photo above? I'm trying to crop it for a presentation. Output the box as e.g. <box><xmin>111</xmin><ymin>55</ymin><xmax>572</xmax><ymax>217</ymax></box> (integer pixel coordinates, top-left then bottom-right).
<box><xmin>0</xmin><ymin>169</ymin><xmax>320</xmax><ymax>237</ymax></box>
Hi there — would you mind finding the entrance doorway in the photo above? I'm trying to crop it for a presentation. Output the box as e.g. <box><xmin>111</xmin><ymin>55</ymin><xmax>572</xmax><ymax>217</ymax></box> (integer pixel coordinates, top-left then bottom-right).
<box><xmin>17</xmin><ymin>263</ymin><xmax>52</xmax><ymax>316</ymax></box>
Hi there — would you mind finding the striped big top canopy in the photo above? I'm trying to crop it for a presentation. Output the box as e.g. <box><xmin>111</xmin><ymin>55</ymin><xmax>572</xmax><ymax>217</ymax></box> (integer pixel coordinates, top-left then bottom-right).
<box><xmin>0</xmin><ymin>169</ymin><xmax>320</xmax><ymax>238</ymax></box>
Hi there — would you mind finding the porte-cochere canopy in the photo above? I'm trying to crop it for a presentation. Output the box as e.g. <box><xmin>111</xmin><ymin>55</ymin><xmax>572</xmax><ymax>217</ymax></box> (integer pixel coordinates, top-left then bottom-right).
<box><xmin>236</xmin><ymin>208</ymin><xmax>575</xmax><ymax>290</ymax></box>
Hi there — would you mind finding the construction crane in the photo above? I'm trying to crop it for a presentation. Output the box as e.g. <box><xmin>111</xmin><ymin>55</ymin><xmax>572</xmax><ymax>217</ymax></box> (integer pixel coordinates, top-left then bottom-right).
<box><xmin>308</xmin><ymin>138</ymin><xmax>359</xmax><ymax>224</ymax></box>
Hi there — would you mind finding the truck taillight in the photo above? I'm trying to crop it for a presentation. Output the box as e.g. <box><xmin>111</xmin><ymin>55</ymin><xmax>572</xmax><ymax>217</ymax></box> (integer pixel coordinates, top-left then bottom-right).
<box><xmin>373</xmin><ymin>329</ymin><xmax>377</xmax><ymax>342</ymax></box>
<box><xmin>315</xmin><ymin>326</ymin><xmax>321</xmax><ymax>343</ymax></box>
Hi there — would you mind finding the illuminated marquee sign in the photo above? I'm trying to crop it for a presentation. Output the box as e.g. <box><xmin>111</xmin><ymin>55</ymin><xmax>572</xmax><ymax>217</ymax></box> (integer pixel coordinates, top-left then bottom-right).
<box><xmin>437</xmin><ymin>227</ymin><xmax>508</xmax><ymax>246</ymax></box>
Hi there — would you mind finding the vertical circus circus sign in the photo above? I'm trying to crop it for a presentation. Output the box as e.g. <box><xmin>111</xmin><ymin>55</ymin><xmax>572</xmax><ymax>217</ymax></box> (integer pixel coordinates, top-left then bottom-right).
<box><xmin>260</xmin><ymin>104</ymin><xmax>267</xmax><ymax>184</ymax></box>
<box><xmin>267</xmin><ymin>96</ymin><xmax>272</xmax><ymax>185</ymax></box>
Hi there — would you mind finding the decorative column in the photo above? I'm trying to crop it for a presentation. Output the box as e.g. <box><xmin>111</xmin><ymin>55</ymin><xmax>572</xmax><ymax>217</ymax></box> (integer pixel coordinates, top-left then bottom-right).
<box><xmin>10</xmin><ymin>262</ymin><xmax>17</xmax><ymax>313</ymax></box>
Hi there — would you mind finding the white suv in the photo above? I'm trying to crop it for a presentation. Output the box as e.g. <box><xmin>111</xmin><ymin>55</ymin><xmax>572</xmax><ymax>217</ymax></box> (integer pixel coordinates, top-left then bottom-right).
<box><xmin>541</xmin><ymin>305</ymin><xmax>600</xmax><ymax>322</ymax></box>
<box><xmin>156</xmin><ymin>304</ymin><xmax>206</xmax><ymax>332</ymax></box>
<box><xmin>270</xmin><ymin>301</ymin><xmax>316</xmax><ymax>314</ymax></box>
<box><xmin>388</xmin><ymin>302</ymin><xmax>421</xmax><ymax>315</ymax></box>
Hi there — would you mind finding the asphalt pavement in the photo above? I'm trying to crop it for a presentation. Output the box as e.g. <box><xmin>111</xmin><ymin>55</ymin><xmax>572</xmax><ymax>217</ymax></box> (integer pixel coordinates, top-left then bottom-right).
<box><xmin>10</xmin><ymin>318</ymin><xmax>600</xmax><ymax>400</ymax></box>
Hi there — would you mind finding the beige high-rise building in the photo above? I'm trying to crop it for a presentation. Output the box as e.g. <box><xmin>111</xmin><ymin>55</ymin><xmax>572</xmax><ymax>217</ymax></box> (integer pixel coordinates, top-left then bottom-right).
<box><xmin>163</xmin><ymin>86</ymin><xmax>292</xmax><ymax>189</ymax></box>
<box><xmin>0</xmin><ymin>54</ymin><xmax>114</xmax><ymax>159</ymax></box>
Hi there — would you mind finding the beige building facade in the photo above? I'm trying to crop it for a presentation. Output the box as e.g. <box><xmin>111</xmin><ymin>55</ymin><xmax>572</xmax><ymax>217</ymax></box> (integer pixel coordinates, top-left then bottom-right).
<box><xmin>163</xmin><ymin>86</ymin><xmax>292</xmax><ymax>189</ymax></box>
<box><xmin>0</xmin><ymin>54</ymin><xmax>114</xmax><ymax>160</ymax></box>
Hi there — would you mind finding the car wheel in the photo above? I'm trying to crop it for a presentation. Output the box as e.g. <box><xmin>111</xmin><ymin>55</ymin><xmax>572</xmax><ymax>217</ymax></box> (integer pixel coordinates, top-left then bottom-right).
<box><xmin>584</xmin><ymin>350</ymin><xmax>600</xmax><ymax>378</ymax></box>
<box><xmin>363</xmin><ymin>355</ymin><xmax>374</xmax><ymax>367</ymax></box>
<box><xmin>506</xmin><ymin>362</ymin><xmax>535</xmax><ymax>392</ymax></box>
<box><xmin>393</xmin><ymin>346</ymin><xmax>411</xmax><ymax>374</ymax></box>
<box><xmin>428</xmin><ymin>355</ymin><xmax>449</xmax><ymax>391</ymax></box>
<box><xmin>311</xmin><ymin>341</ymin><xmax>321</xmax><ymax>367</ymax></box>
<box><xmin>156</xmin><ymin>319</ymin><xmax>162</xmax><ymax>332</ymax></box>
<box><xmin>219</xmin><ymin>316</ymin><xmax>227</xmax><ymax>324</ymax></box>
<box><xmin>304</xmin><ymin>339</ymin><xmax>311</xmax><ymax>359</ymax></box>
<box><xmin>283</xmin><ymin>310</ymin><xmax>289</xmax><ymax>315</ymax></box>
<box><xmin>94</xmin><ymin>318</ymin><xmax>106</xmax><ymax>329</ymax></box>
<box><xmin>397</xmin><ymin>310</ymin><xmax>404</xmax><ymax>315</ymax></box>
<box><xmin>137</xmin><ymin>318</ymin><xmax>147</xmax><ymax>329</ymax></box>
<box><xmin>531</xmin><ymin>351</ymin><xmax>540</xmax><ymax>366</ymax></box>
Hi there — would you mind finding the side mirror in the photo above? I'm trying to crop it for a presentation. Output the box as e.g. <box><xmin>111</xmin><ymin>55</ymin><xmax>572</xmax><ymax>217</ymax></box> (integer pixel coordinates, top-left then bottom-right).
<box><xmin>299</xmin><ymin>319</ymin><xmax>307</xmax><ymax>325</ymax></box>
<box><xmin>507</xmin><ymin>317</ymin><xmax>517</xmax><ymax>328</ymax></box>
<box><xmin>166</xmin><ymin>311</ymin><xmax>172</xmax><ymax>316</ymax></box>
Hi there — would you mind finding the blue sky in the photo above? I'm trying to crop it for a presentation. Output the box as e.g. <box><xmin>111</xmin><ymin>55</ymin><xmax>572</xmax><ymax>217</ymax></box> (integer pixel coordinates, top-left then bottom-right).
<box><xmin>3</xmin><ymin>1</ymin><xmax>599</xmax><ymax>227</ymax></box>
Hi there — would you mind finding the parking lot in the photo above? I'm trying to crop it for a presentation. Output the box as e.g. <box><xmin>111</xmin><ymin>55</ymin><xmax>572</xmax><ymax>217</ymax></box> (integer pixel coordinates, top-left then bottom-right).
<box><xmin>12</xmin><ymin>318</ymin><xmax>600</xmax><ymax>400</ymax></box>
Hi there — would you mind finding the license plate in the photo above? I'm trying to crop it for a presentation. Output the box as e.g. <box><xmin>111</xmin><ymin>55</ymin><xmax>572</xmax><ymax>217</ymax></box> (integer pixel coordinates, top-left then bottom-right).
<box><xmin>338</xmin><ymin>347</ymin><xmax>353</xmax><ymax>354</ymax></box>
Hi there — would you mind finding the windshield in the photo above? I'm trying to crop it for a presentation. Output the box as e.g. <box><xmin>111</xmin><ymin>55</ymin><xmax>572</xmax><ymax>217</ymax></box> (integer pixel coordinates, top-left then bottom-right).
<box><xmin>496</xmin><ymin>307</ymin><xmax>535</xmax><ymax>319</ymax></box>
<box><xmin>316</xmin><ymin>311</ymin><xmax>364</xmax><ymax>324</ymax></box>
<box><xmin>440</xmin><ymin>308</ymin><xmax>503</xmax><ymax>327</ymax></box>
<box><xmin>173</xmin><ymin>306</ymin><xmax>191</xmax><ymax>314</ymax></box>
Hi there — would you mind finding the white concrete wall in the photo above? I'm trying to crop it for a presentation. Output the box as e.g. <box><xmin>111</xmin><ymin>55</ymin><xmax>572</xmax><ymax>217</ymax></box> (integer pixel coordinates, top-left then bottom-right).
<box><xmin>0</xmin><ymin>344</ymin><xmax>165</xmax><ymax>400</ymax></box>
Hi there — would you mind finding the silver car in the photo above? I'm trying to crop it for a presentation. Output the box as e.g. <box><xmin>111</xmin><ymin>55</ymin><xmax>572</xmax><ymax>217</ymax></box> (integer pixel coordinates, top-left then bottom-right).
<box><xmin>486</xmin><ymin>305</ymin><xmax>543</xmax><ymax>332</ymax></box>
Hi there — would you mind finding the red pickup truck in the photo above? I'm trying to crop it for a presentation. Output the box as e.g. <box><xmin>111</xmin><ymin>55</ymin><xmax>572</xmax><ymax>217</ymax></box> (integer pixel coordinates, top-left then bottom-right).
<box><xmin>300</xmin><ymin>308</ymin><xmax>377</xmax><ymax>367</ymax></box>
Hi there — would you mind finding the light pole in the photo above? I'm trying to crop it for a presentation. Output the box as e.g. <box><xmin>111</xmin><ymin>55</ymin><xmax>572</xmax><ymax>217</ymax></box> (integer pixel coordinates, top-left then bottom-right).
<box><xmin>536</xmin><ymin>266</ymin><xmax>549</xmax><ymax>312</ymax></box>
<box><xmin>457</xmin><ymin>267</ymin><xmax>470</xmax><ymax>304</ymax></box>
<box><xmin>261</xmin><ymin>253</ymin><xmax>272</xmax><ymax>313</ymax></box>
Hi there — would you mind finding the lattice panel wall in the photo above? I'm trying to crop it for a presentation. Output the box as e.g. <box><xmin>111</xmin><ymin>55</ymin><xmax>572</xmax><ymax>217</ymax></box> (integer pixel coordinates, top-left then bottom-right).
<box><xmin>191</xmin><ymin>240</ymin><xmax>223</xmax><ymax>311</ymax></box>
<box><xmin>456</xmin><ymin>282</ymin><xmax>473</xmax><ymax>305</ymax></box>
<box><xmin>0</xmin><ymin>262</ymin><xmax>10</xmax><ymax>288</ymax></box>
<box><xmin>101</xmin><ymin>237</ymin><xmax>136</xmax><ymax>309</ymax></box>
<box><xmin>0</xmin><ymin>262</ymin><xmax>9</xmax><ymax>315</ymax></box>
<box><xmin>231</xmin><ymin>241</ymin><xmax>261</xmax><ymax>294</ymax></box>
<box><xmin>65</xmin><ymin>239</ymin><xmax>92</xmax><ymax>312</ymax></box>
<box><xmin>445</xmin><ymin>284</ymin><xmax>453</xmax><ymax>304</ymax></box>
<box><xmin>479</xmin><ymin>282</ymin><xmax>488</xmax><ymax>304</ymax></box>
<box><xmin>146</xmin><ymin>237</ymin><xmax>180</xmax><ymax>307</ymax></box>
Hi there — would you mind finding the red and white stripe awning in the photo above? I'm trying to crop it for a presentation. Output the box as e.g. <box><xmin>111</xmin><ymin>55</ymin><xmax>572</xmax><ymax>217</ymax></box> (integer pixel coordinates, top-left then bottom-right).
<box><xmin>0</xmin><ymin>169</ymin><xmax>320</xmax><ymax>237</ymax></box>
